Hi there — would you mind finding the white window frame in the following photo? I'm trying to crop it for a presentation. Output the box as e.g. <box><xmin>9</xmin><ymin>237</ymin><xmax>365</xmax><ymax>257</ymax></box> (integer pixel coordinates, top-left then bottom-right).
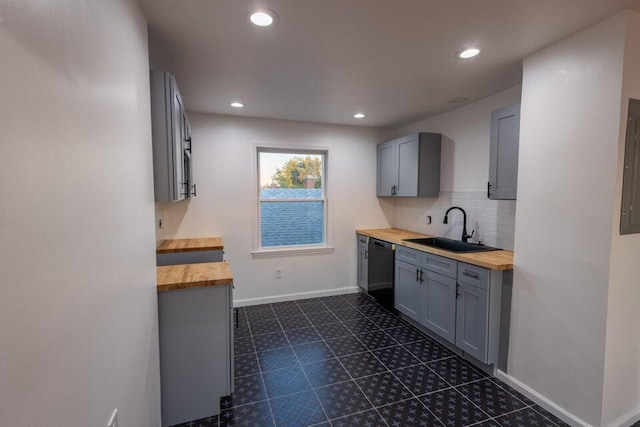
<box><xmin>251</xmin><ymin>146</ymin><xmax>334</xmax><ymax>258</ymax></box>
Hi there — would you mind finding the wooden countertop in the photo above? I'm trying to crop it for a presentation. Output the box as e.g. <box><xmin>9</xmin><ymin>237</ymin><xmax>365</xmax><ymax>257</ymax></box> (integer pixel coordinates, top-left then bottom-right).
<box><xmin>356</xmin><ymin>228</ymin><xmax>514</xmax><ymax>270</ymax></box>
<box><xmin>156</xmin><ymin>237</ymin><xmax>224</xmax><ymax>254</ymax></box>
<box><xmin>157</xmin><ymin>261</ymin><xmax>233</xmax><ymax>292</ymax></box>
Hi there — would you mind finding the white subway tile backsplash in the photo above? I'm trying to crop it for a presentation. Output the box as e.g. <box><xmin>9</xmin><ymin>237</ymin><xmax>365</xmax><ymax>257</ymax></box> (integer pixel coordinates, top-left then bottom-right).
<box><xmin>391</xmin><ymin>191</ymin><xmax>516</xmax><ymax>250</ymax></box>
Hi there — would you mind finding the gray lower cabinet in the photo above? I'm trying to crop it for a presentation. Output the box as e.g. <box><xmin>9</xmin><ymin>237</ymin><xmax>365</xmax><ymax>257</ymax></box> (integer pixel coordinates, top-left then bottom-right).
<box><xmin>488</xmin><ymin>104</ymin><xmax>520</xmax><ymax>200</ymax></box>
<box><xmin>376</xmin><ymin>133</ymin><xmax>441</xmax><ymax>198</ymax></box>
<box><xmin>394</xmin><ymin>259</ymin><xmax>421</xmax><ymax>322</ymax></box>
<box><xmin>158</xmin><ymin>284</ymin><xmax>233</xmax><ymax>426</ymax></box>
<box><xmin>156</xmin><ymin>250</ymin><xmax>224</xmax><ymax>266</ymax></box>
<box><xmin>356</xmin><ymin>234</ymin><xmax>369</xmax><ymax>290</ymax></box>
<box><xmin>394</xmin><ymin>246</ymin><xmax>504</xmax><ymax>365</ymax></box>
<box><xmin>621</xmin><ymin>98</ymin><xmax>640</xmax><ymax>234</ymax></box>
<box><xmin>421</xmin><ymin>270</ymin><xmax>457</xmax><ymax>344</ymax></box>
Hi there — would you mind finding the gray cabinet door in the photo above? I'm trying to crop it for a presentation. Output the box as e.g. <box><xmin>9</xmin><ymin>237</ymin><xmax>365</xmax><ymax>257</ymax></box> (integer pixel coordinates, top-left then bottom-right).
<box><xmin>357</xmin><ymin>235</ymin><xmax>368</xmax><ymax>290</ymax></box>
<box><xmin>394</xmin><ymin>260</ymin><xmax>421</xmax><ymax>322</ymax></box>
<box><xmin>396</xmin><ymin>135</ymin><xmax>419</xmax><ymax>196</ymax></box>
<box><xmin>377</xmin><ymin>140</ymin><xmax>397</xmax><ymax>196</ymax></box>
<box><xmin>455</xmin><ymin>282</ymin><xmax>489</xmax><ymax>363</ymax></box>
<box><xmin>621</xmin><ymin>98</ymin><xmax>640</xmax><ymax>234</ymax></box>
<box><xmin>421</xmin><ymin>270</ymin><xmax>457</xmax><ymax>344</ymax></box>
<box><xmin>489</xmin><ymin>104</ymin><xmax>520</xmax><ymax>200</ymax></box>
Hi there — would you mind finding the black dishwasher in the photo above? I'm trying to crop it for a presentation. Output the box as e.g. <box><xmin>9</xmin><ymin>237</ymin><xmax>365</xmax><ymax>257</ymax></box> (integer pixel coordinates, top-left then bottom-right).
<box><xmin>367</xmin><ymin>239</ymin><xmax>396</xmax><ymax>314</ymax></box>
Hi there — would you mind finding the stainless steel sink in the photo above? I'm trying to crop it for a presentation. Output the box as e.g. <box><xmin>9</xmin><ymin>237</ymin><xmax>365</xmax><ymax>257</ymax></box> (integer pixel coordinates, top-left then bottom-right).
<box><xmin>402</xmin><ymin>237</ymin><xmax>502</xmax><ymax>253</ymax></box>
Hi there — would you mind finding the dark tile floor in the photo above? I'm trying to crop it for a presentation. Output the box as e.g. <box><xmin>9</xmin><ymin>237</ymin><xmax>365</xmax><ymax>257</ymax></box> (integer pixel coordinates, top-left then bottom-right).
<box><xmin>174</xmin><ymin>292</ymin><xmax>570</xmax><ymax>427</ymax></box>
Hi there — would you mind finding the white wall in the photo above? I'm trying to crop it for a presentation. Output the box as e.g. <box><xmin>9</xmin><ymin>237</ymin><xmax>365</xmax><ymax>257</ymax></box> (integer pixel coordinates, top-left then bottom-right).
<box><xmin>0</xmin><ymin>1</ymin><xmax>160</xmax><ymax>426</ymax></box>
<box><xmin>158</xmin><ymin>113</ymin><xmax>393</xmax><ymax>303</ymax></box>
<box><xmin>387</xmin><ymin>86</ymin><xmax>522</xmax><ymax>249</ymax></box>
<box><xmin>601</xmin><ymin>11</ymin><xmax>640</xmax><ymax>427</ymax></box>
<box><xmin>510</xmin><ymin>13</ymin><xmax>627</xmax><ymax>426</ymax></box>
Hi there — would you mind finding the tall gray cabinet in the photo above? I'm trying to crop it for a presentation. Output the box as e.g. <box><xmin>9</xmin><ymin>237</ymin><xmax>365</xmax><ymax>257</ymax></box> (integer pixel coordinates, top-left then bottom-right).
<box><xmin>488</xmin><ymin>104</ymin><xmax>520</xmax><ymax>200</ymax></box>
<box><xmin>377</xmin><ymin>133</ymin><xmax>441</xmax><ymax>197</ymax></box>
<box><xmin>150</xmin><ymin>70</ymin><xmax>195</xmax><ymax>202</ymax></box>
<box><xmin>356</xmin><ymin>234</ymin><xmax>369</xmax><ymax>290</ymax></box>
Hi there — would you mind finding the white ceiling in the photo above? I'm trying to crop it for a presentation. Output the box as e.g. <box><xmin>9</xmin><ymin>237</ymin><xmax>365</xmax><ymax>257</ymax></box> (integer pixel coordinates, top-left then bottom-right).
<box><xmin>140</xmin><ymin>0</ymin><xmax>640</xmax><ymax>128</ymax></box>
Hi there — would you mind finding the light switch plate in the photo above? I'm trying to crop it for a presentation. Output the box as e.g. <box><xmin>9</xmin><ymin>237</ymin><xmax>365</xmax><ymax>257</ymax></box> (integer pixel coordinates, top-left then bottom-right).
<box><xmin>107</xmin><ymin>409</ymin><xmax>118</xmax><ymax>427</ymax></box>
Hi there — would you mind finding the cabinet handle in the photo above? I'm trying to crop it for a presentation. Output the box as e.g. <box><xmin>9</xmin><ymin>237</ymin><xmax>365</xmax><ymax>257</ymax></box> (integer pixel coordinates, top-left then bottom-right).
<box><xmin>487</xmin><ymin>181</ymin><xmax>492</xmax><ymax>198</ymax></box>
<box><xmin>391</xmin><ymin>185</ymin><xmax>397</xmax><ymax>195</ymax></box>
<box><xmin>416</xmin><ymin>268</ymin><xmax>420</xmax><ymax>282</ymax></box>
<box><xmin>192</xmin><ymin>183</ymin><xmax>197</xmax><ymax>197</ymax></box>
<box><xmin>365</xmin><ymin>250</ymin><xmax>368</xmax><ymax>260</ymax></box>
<box><xmin>419</xmin><ymin>269</ymin><xmax>424</xmax><ymax>283</ymax></box>
<box><xmin>456</xmin><ymin>284</ymin><xmax>461</xmax><ymax>298</ymax></box>
<box><xmin>463</xmin><ymin>271</ymin><xmax>480</xmax><ymax>280</ymax></box>
<box><xmin>181</xmin><ymin>182</ymin><xmax>190</xmax><ymax>197</ymax></box>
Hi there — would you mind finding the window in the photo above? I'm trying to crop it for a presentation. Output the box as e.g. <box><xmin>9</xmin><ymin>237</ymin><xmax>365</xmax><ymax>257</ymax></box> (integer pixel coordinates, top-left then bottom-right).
<box><xmin>256</xmin><ymin>148</ymin><xmax>330</xmax><ymax>254</ymax></box>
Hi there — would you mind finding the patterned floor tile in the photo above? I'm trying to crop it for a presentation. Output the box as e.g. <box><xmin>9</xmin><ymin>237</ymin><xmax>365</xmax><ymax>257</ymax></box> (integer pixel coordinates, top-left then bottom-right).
<box><xmin>456</xmin><ymin>379</ymin><xmax>527</xmax><ymax>418</ymax></box>
<box><xmin>341</xmin><ymin>293</ymin><xmax>373</xmax><ymax>303</ymax></box>
<box><xmin>171</xmin><ymin>414</ymin><xmax>219</xmax><ymax>427</ymax></box>
<box><xmin>315</xmin><ymin>380</ymin><xmax>373</xmax><ymax>419</ymax></box>
<box><xmin>234</xmin><ymin>322</ymin><xmax>252</xmax><ymax>338</ymax></box>
<box><xmin>403</xmin><ymin>339</ymin><xmax>455</xmax><ymax>363</ymax></box>
<box><xmin>247</xmin><ymin>309</ymin><xmax>277</xmax><ymax>323</ymax></box>
<box><xmin>392</xmin><ymin>364</ymin><xmax>451</xmax><ymax>396</ymax></box>
<box><xmin>232</xmin><ymin>374</ymin><xmax>267</xmax><ymax>406</ymax></box>
<box><xmin>262</xmin><ymin>365</ymin><xmax>311</xmax><ymax>398</ymax></box>
<box><xmin>420</xmin><ymin>388</ymin><xmax>490</xmax><ymax>427</ymax></box>
<box><xmin>269</xmin><ymin>390</ymin><xmax>327</xmax><ymax>427</ymax></box>
<box><xmin>357</xmin><ymin>304</ymin><xmax>390</xmax><ymax>318</ymax></box>
<box><xmin>270</xmin><ymin>301</ymin><xmax>299</xmax><ymax>309</ymax></box>
<box><xmin>355</xmin><ymin>371</ymin><xmax>412</xmax><ymax>406</ymax></box>
<box><xmin>322</xmin><ymin>298</ymin><xmax>353</xmax><ymax>310</ymax></box>
<box><xmin>234</xmin><ymin>353</ymin><xmax>260</xmax><ymax>377</ymax></box>
<box><xmin>273</xmin><ymin>305</ymin><xmax>304</xmax><ymax>319</ymax></box>
<box><xmin>278</xmin><ymin>315</ymin><xmax>312</xmax><ymax>331</ymax></box>
<box><xmin>302</xmin><ymin>358</ymin><xmax>351</xmax><ymax>388</ymax></box>
<box><xmin>244</xmin><ymin>304</ymin><xmax>273</xmax><ymax>312</ymax></box>
<box><xmin>356</xmin><ymin>330</ymin><xmax>398</xmax><ymax>350</ymax></box>
<box><xmin>298</xmin><ymin>302</ymin><xmax>328</xmax><ymax>314</ymax></box>
<box><xmin>325</xmin><ymin>336</ymin><xmax>368</xmax><ymax>357</ymax></box>
<box><xmin>314</xmin><ymin>322</ymin><xmax>353</xmax><ymax>340</ymax></box>
<box><xmin>339</xmin><ymin>351</ymin><xmax>388</xmax><ymax>378</ymax></box>
<box><xmin>305</xmin><ymin>310</ymin><xmax>339</xmax><ymax>326</ymax></box>
<box><xmin>253</xmin><ymin>332</ymin><xmax>290</xmax><ymax>352</ymax></box>
<box><xmin>369</xmin><ymin>313</ymin><xmax>406</xmax><ymax>330</ymax></box>
<box><xmin>234</xmin><ymin>337</ymin><xmax>255</xmax><ymax>356</ymax></box>
<box><xmin>494</xmin><ymin>407</ymin><xmax>557</xmax><ymax>427</ymax></box>
<box><xmin>257</xmin><ymin>347</ymin><xmax>299</xmax><ymax>372</ymax></box>
<box><xmin>529</xmin><ymin>405</ymin><xmax>571</xmax><ymax>427</ymax></box>
<box><xmin>426</xmin><ymin>357</ymin><xmax>488</xmax><ymax>386</ymax></box>
<box><xmin>372</xmin><ymin>345</ymin><xmax>422</xmax><ymax>370</ymax></box>
<box><xmin>470</xmin><ymin>421</ymin><xmax>501</xmax><ymax>427</ymax></box>
<box><xmin>332</xmin><ymin>307</ymin><xmax>367</xmax><ymax>321</ymax></box>
<box><xmin>343</xmin><ymin>318</ymin><xmax>380</xmax><ymax>334</ymax></box>
<box><xmin>330</xmin><ymin>409</ymin><xmax>387</xmax><ymax>427</ymax></box>
<box><xmin>285</xmin><ymin>327</ymin><xmax>323</xmax><ymax>345</ymax></box>
<box><xmin>250</xmin><ymin>319</ymin><xmax>283</xmax><ymax>336</ymax></box>
<box><xmin>377</xmin><ymin>397</ymin><xmax>444</xmax><ymax>427</ymax></box>
<box><xmin>292</xmin><ymin>341</ymin><xmax>334</xmax><ymax>364</ymax></box>
<box><xmin>489</xmin><ymin>379</ymin><xmax>534</xmax><ymax>406</ymax></box>
<box><xmin>220</xmin><ymin>400</ymin><xmax>274</xmax><ymax>427</ymax></box>
<box><xmin>384</xmin><ymin>326</ymin><xmax>428</xmax><ymax>344</ymax></box>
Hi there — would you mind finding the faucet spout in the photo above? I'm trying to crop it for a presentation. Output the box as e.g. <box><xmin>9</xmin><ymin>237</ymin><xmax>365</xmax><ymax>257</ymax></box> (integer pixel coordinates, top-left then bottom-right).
<box><xmin>443</xmin><ymin>206</ymin><xmax>472</xmax><ymax>242</ymax></box>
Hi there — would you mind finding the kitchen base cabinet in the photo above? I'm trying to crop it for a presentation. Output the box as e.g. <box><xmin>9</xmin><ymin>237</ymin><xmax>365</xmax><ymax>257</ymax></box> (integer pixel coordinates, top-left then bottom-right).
<box><xmin>158</xmin><ymin>284</ymin><xmax>233</xmax><ymax>427</ymax></box>
<box><xmin>356</xmin><ymin>234</ymin><xmax>368</xmax><ymax>290</ymax></box>
<box><xmin>455</xmin><ymin>282</ymin><xmax>489</xmax><ymax>361</ymax></box>
<box><xmin>394</xmin><ymin>259</ymin><xmax>421</xmax><ymax>322</ymax></box>
<box><xmin>421</xmin><ymin>270</ymin><xmax>457</xmax><ymax>345</ymax></box>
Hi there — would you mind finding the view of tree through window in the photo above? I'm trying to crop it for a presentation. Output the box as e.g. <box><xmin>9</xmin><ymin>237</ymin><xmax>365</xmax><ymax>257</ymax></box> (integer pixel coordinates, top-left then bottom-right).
<box><xmin>258</xmin><ymin>150</ymin><xmax>326</xmax><ymax>248</ymax></box>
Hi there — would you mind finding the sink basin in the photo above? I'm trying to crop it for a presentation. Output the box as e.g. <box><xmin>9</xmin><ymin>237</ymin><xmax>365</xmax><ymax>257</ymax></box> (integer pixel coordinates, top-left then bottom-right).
<box><xmin>402</xmin><ymin>237</ymin><xmax>502</xmax><ymax>253</ymax></box>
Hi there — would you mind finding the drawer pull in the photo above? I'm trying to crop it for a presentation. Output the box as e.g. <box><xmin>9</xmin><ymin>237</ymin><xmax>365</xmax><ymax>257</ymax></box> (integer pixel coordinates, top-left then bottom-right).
<box><xmin>463</xmin><ymin>271</ymin><xmax>480</xmax><ymax>280</ymax></box>
<box><xmin>416</xmin><ymin>268</ymin><xmax>420</xmax><ymax>282</ymax></box>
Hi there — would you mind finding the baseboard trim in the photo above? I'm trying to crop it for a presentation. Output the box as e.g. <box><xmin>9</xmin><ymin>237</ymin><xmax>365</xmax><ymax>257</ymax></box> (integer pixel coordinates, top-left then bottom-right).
<box><xmin>496</xmin><ymin>370</ymin><xmax>591</xmax><ymax>427</ymax></box>
<box><xmin>234</xmin><ymin>286</ymin><xmax>361</xmax><ymax>307</ymax></box>
<box><xmin>606</xmin><ymin>406</ymin><xmax>640</xmax><ymax>427</ymax></box>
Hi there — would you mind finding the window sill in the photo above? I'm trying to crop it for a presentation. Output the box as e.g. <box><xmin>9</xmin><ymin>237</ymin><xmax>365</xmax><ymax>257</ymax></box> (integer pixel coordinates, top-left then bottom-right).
<box><xmin>251</xmin><ymin>246</ymin><xmax>335</xmax><ymax>258</ymax></box>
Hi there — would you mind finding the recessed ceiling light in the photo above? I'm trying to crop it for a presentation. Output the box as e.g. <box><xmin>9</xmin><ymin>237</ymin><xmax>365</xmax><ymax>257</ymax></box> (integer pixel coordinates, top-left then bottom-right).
<box><xmin>354</xmin><ymin>113</ymin><xmax>366</xmax><ymax>119</ymax></box>
<box><xmin>458</xmin><ymin>48</ymin><xmax>480</xmax><ymax>59</ymax></box>
<box><xmin>230</xmin><ymin>102</ymin><xmax>244</xmax><ymax>108</ymax></box>
<box><xmin>250</xmin><ymin>9</ymin><xmax>278</xmax><ymax>27</ymax></box>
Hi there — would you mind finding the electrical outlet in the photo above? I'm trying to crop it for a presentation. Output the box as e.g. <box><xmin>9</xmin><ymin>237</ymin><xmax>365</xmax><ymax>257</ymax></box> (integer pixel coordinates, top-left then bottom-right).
<box><xmin>107</xmin><ymin>409</ymin><xmax>118</xmax><ymax>427</ymax></box>
<box><xmin>275</xmin><ymin>268</ymin><xmax>282</xmax><ymax>279</ymax></box>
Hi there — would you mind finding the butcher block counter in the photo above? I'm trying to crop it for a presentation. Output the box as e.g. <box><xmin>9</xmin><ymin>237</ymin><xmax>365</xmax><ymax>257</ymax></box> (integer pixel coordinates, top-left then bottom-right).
<box><xmin>156</xmin><ymin>237</ymin><xmax>224</xmax><ymax>253</ymax></box>
<box><xmin>356</xmin><ymin>228</ymin><xmax>513</xmax><ymax>270</ymax></box>
<box><xmin>156</xmin><ymin>261</ymin><xmax>233</xmax><ymax>292</ymax></box>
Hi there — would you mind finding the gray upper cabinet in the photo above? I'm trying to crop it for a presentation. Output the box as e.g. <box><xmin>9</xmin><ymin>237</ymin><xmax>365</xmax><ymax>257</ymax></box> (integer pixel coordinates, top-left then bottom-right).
<box><xmin>151</xmin><ymin>70</ymin><xmax>193</xmax><ymax>202</ymax></box>
<box><xmin>621</xmin><ymin>98</ymin><xmax>640</xmax><ymax>234</ymax></box>
<box><xmin>376</xmin><ymin>133</ymin><xmax>441</xmax><ymax>198</ymax></box>
<box><xmin>488</xmin><ymin>104</ymin><xmax>520</xmax><ymax>200</ymax></box>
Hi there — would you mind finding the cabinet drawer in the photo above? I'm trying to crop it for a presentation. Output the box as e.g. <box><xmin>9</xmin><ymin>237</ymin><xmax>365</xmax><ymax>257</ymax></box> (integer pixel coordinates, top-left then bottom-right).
<box><xmin>457</xmin><ymin>263</ymin><xmax>490</xmax><ymax>290</ymax></box>
<box><xmin>395</xmin><ymin>246</ymin><xmax>422</xmax><ymax>266</ymax></box>
<box><xmin>423</xmin><ymin>253</ymin><xmax>457</xmax><ymax>279</ymax></box>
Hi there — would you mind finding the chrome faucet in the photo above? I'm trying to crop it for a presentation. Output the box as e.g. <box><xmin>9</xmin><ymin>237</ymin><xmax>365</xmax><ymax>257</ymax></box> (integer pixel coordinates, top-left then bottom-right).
<box><xmin>444</xmin><ymin>206</ymin><xmax>474</xmax><ymax>242</ymax></box>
